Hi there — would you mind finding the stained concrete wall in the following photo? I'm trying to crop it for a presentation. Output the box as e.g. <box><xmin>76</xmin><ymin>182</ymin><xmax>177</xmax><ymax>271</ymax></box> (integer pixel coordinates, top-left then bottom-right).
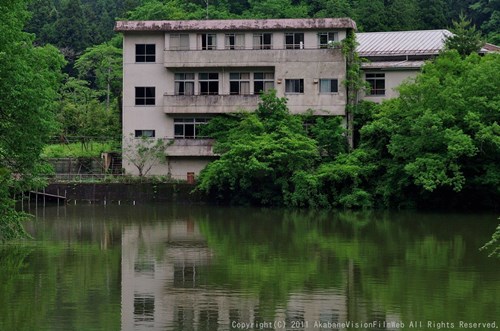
<box><xmin>44</xmin><ymin>183</ymin><xmax>205</xmax><ymax>204</ymax></box>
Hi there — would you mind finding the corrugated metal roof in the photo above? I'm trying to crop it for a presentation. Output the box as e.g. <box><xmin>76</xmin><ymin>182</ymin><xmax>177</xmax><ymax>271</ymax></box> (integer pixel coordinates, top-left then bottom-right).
<box><xmin>115</xmin><ymin>18</ymin><xmax>356</xmax><ymax>32</ymax></box>
<box><xmin>356</xmin><ymin>30</ymin><xmax>452</xmax><ymax>56</ymax></box>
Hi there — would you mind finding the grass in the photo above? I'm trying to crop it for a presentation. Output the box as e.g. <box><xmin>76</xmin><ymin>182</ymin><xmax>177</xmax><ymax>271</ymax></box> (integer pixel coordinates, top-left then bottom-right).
<box><xmin>42</xmin><ymin>142</ymin><xmax>118</xmax><ymax>158</ymax></box>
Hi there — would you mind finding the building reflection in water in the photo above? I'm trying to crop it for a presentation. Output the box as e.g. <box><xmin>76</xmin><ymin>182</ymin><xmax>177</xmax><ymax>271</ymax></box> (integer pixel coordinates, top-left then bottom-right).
<box><xmin>120</xmin><ymin>218</ymin><xmax>399</xmax><ymax>331</ymax></box>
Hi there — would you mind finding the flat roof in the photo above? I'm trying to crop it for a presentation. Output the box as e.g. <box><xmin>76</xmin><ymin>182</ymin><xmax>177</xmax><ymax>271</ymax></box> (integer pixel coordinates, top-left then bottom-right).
<box><xmin>115</xmin><ymin>18</ymin><xmax>356</xmax><ymax>32</ymax></box>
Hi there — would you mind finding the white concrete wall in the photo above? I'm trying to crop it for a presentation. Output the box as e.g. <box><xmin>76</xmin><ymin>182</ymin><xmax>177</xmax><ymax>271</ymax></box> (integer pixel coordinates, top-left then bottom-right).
<box><xmin>123</xmin><ymin>29</ymin><xmax>349</xmax><ymax>177</ymax></box>
<box><xmin>361</xmin><ymin>70</ymin><xmax>419</xmax><ymax>102</ymax></box>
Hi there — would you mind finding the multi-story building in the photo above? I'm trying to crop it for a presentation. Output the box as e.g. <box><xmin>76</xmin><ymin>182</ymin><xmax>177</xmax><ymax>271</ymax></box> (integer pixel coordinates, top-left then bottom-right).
<box><xmin>115</xmin><ymin>18</ymin><xmax>356</xmax><ymax>179</ymax></box>
<box><xmin>116</xmin><ymin>19</ymin><xmax>496</xmax><ymax>179</ymax></box>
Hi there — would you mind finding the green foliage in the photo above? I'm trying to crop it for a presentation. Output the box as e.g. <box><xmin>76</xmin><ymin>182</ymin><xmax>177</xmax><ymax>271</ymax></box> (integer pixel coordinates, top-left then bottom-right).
<box><xmin>445</xmin><ymin>13</ymin><xmax>485</xmax><ymax>57</ymax></box>
<box><xmin>480</xmin><ymin>223</ymin><xmax>500</xmax><ymax>258</ymax></box>
<box><xmin>58</xmin><ymin>77</ymin><xmax>121</xmax><ymax>138</ymax></box>
<box><xmin>360</xmin><ymin>51</ymin><xmax>500</xmax><ymax>208</ymax></box>
<box><xmin>42</xmin><ymin>142</ymin><xmax>116</xmax><ymax>158</ymax></box>
<box><xmin>123</xmin><ymin>135</ymin><xmax>169</xmax><ymax>177</ymax></box>
<box><xmin>74</xmin><ymin>42</ymin><xmax>122</xmax><ymax>109</ymax></box>
<box><xmin>126</xmin><ymin>0</ymin><xmax>207</xmax><ymax>20</ymax></box>
<box><xmin>198</xmin><ymin>91</ymin><xmax>320</xmax><ymax>206</ymax></box>
<box><xmin>0</xmin><ymin>0</ymin><xmax>65</xmax><ymax>239</ymax></box>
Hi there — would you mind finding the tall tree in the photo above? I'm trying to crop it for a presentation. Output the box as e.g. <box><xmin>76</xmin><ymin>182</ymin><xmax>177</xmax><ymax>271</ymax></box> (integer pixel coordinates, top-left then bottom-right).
<box><xmin>445</xmin><ymin>13</ymin><xmax>484</xmax><ymax>57</ymax></box>
<box><xmin>417</xmin><ymin>0</ymin><xmax>448</xmax><ymax>29</ymax></box>
<box><xmin>0</xmin><ymin>0</ymin><xmax>65</xmax><ymax>240</ymax></box>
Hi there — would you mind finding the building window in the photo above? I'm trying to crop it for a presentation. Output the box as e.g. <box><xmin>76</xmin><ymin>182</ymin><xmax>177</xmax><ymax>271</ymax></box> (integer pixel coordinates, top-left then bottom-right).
<box><xmin>319</xmin><ymin>79</ymin><xmax>338</xmax><ymax>93</ymax></box>
<box><xmin>230</xmin><ymin>73</ymin><xmax>250</xmax><ymax>95</ymax></box>
<box><xmin>225</xmin><ymin>33</ymin><xmax>245</xmax><ymax>49</ymax></box>
<box><xmin>174</xmin><ymin>118</ymin><xmax>209</xmax><ymax>139</ymax></box>
<box><xmin>285</xmin><ymin>32</ymin><xmax>304</xmax><ymax>49</ymax></box>
<box><xmin>134</xmin><ymin>294</ymin><xmax>155</xmax><ymax>324</ymax></box>
<box><xmin>135</xmin><ymin>87</ymin><xmax>155</xmax><ymax>105</ymax></box>
<box><xmin>254</xmin><ymin>72</ymin><xmax>274</xmax><ymax>94</ymax></box>
<box><xmin>200</xmin><ymin>34</ymin><xmax>217</xmax><ymax>50</ymax></box>
<box><xmin>253</xmin><ymin>33</ymin><xmax>272</xmax><ymax>49</ymax></box>
<box><xmin>174</xmin><ymin>73</ymin><xmax>195</xmax><ymax>95</ymax></box>
<box><xmin>318</xmin><ymin>32</ymin><xmax>338</xmax><ymax>48</ymax></box>
<box><xmin>135</xmin><ymin>44</ymin><xmax>155</xmax><ymax>62</ymax></box>
<box><xmin>199</xmin><ymin>73</ymin><xmax>219</xmax><ymax>95</ymax></box>
<box><xmin>134</xmin><ymin>130</ymin><xmax>155</xmax><ymax>138</ymax></box>
<box><xmin>170</xmin><ymin>34</ymin><xmax>189</xmax><ymax>50</ymax></box>
<box><xmin>285</xmin><ymin>79</ymin><xmax>304</xmax><ymax>93</ymax></box>
<box><xmin>366</xmin><ymin>73</ymin><xmax>385</xmax><ymax>95</ymax></box>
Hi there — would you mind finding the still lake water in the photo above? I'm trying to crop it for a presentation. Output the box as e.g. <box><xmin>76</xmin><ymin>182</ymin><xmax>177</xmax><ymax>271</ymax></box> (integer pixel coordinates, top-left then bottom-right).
<box><xmin>0</xmin><ymin>204</ymin><xmax>498</xmax><ymax>331</ymax></box>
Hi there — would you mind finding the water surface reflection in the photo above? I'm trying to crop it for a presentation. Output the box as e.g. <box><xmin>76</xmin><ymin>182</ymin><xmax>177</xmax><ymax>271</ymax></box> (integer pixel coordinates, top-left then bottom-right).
<box><xmin>0</xmin><ymin>205</ymin><xmax>498</xmax><ymax>331</ymax></box>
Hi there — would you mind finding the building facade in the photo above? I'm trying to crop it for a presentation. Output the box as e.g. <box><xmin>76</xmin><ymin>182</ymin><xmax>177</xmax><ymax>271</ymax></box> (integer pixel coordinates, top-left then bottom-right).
<box><xmin>357</xmin><ymin>29</ymin><xmax>453</xmax><ymax>102</ymax></box>
<box><xmin>115</xmin><ymin>18</ymin><xmax>356</xmax><ymax>179</ymax></box>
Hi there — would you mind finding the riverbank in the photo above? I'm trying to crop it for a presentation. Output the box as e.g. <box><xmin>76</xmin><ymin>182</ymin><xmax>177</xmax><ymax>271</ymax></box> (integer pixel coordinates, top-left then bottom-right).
<box><xmin>35</xmin><ymin>183</ymin><xmax>205</xmax><ymax>205</ymax></box>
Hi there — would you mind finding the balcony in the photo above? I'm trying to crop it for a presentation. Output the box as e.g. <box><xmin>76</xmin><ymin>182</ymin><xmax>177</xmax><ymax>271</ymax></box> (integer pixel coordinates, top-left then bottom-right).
<box><xmin>164</xmin><ymin>48</ymin><xmax>343</xmax><ymax>68</ymax></box>
<box><xmin>164</xmin><ymin>138</ymin><xmax>215</xmax><ymax>157</ymax></box>
<box><xmin>164</xmin><ymin>94</ymin><xmax>260</xmax><ymax>114</ymax></box>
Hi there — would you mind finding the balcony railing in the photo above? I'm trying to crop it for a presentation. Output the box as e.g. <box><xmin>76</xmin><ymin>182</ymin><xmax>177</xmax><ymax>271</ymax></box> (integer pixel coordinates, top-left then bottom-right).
<box><xmin>163</xmin><ymin>138</ymin><xmax>216</xmax><ymax>157</ymax></box>
<box><xmin>164</xmin><ymin>48</ymin><xmax>343</xmax><ymax>68</ymax></box>
<box><xmin>164</xmin><ymin>94</ymin><xmax>260</xmax><ymax>114</ymax></box>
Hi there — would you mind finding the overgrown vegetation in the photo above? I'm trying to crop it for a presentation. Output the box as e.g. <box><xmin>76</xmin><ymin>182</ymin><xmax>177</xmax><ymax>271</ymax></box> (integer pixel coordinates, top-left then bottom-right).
<box><xmin>42</xmin><ymin>141</ymin><xmax>117</xmax><ymax>158</ymax></box>
<box><xmin>198</xmin><ymin>51</ymin><xmax>500</xmax><ymax>211</ymax></box>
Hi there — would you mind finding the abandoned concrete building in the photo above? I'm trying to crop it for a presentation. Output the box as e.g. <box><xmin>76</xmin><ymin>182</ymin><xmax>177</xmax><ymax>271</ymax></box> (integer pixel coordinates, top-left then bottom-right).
<box><xmin>114</xmin><ymin>19</ymin><xmax>476</xmax><ymax>179</ymax></box>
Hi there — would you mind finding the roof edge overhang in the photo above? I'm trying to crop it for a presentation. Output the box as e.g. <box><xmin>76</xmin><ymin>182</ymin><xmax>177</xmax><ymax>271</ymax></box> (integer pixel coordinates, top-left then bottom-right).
<box><xmin>115</xmin><ymin>18</ymin><xmax>357</xmax><ymax>32</ymax></box>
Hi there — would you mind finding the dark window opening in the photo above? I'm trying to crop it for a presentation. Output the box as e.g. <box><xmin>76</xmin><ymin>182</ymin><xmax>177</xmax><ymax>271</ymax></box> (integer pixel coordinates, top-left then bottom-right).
<box><xmin>135</xmin><ymin>87</ymin><xmax>155</xmax><ymax>105</ymax></box>
<box><xmin>285</xmin><ymin>33</ymin><xmax>304</xmax><ymax>49</ymax></box>
<box><xmin>366</xmin><ymin>73</ymin><xmax>386</xmax><ymax>95</ymax></box>
<box><xmin>136</xmin><ymin>44</ymin><xmax>155</xmax><ymax>62</ymax></box>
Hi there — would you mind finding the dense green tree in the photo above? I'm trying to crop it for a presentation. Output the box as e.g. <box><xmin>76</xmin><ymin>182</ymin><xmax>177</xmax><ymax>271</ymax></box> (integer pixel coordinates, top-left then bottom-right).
<box><xmin>198</xmin><ymin>91</ymin><xmax>320</xmax><ymax>205</ymax></box>
<box><xmin>126</xmin><ymin>0</ymin><xmax>206</xmax><ymax>20</ymax></box>
<box><xmin>361</xmin><ymin>51</ymin><xmax>500</xmax><ymax>208</ymax></box>
<box><xmin>243</xmin><ymin>0</ymin><xmax>309</xmax><ymax>18</ymax></box>
<box><xmin>309</xmin><ymin>0</ymin><xmax>352</xmax><ymax>18</ymax></box>
<box><xmin>0</xmin><ymin>0</ymin><xmax>65</xmax><ymax>240</ymax></box>
<box><xmin>74</xmin><ymin>42</ymin><xmax>123</xmax><ymax>111</ymax></box>
<box><xmin>445</xmin><ymin>13</ymin><xmax>485</xmax><ymax>57</ymax></box>
<box><xmin>58</xmin><ymin>77</ymin><xmax>120</xmax><ymax>139</ymax></box>
<box><xmin>52</xmin><ymin>0</ymin><xmax>93</xmax><ymax>55</ymax></box>
<box><xmin>418</xmin><ymin>0</ymin><xmax>448</xmax><ymax>29</ymax></box>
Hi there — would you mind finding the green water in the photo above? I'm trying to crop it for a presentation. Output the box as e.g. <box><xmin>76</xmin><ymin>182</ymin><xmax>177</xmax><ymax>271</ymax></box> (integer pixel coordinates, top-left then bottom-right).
<box><xmin>0</xmin><ymin>205</ymin><xmax>498</xmax><ymax>331</ymax></box>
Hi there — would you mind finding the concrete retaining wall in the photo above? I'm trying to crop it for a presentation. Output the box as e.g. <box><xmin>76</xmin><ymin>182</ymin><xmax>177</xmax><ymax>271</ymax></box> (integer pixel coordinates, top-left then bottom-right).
<box><xmin>44</xmin><ymin>183</ymin><xmax>205</xmax><ymax>204</ymax></box>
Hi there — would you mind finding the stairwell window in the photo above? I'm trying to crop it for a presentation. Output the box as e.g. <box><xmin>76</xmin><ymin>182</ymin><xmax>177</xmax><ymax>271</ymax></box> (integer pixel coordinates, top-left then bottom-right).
<box><xmin>135</xmin><ymin>44</ymin><xmax>155</xmax><ymax>62</ymax></box>
<box><xmin>230</xmin><ymin>73</ymin><xmax>250</xmax><ymax>95</ymax></box>
<box><xmin>319</xmin><ymin>79</ymin><xmax>338</xmax><ymax>93</ymax></box>
<box><xmin>253</xmin><ymin>33</ymin><xmax>272</xmax><ymax>49</ymax></box>
<box><xmin>199</xmin><ymin>73</ymin><xmax>219</xmax><ymax>95</ymax></box>
<box><xmin>135</xmin><ymin>87</ymin><xmax>155</xmax><ymax>105</ymax></box>
<box><xmin>175</xmin><ymin>73</ymin><xmax>195</xmax><ymax>95</ymax></box>
<box><xmin>285</xmin><ymin>79</ymin><xmax>304</xmax><ymax>94</ymax></box>
<box><xmin>366</xmin><ymin>73</ymin><xmax>386</xmax><ymax>95</ymax></box>
<box><xmin>174</xmin><ymin>118</ymin><xmax>209</xmax><ymax>139</ymax></box>
<box><xmin>285</xmin><ymin>32</ymin><xmax>304</xmax><ymax>49</ymax></box>
<box><xmin>225</xmin><ymin>33</ymin><xmax>245</xmax><ymax>49</ymax></box>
